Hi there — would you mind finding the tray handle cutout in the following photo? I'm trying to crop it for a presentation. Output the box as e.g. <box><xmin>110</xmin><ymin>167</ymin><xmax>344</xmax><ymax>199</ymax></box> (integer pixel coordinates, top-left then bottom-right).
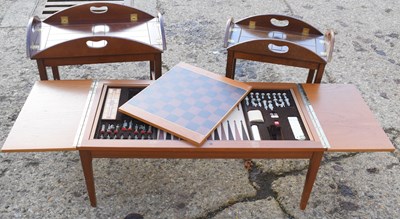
<box><xmin>90</xmin><ymin>6</ymin><xmax>108</xmax><ymax>14</ymax></box>
<box><xmin>270</xmin><ymin>18</ymin><xmax>289</xmax><ymax>27</ymax></box>
<box><xmin>267</xmin><ymin>43</ymin><xmax>289</xmax><ymax>54</ymax></box>
<box><xmin>86</xmin><ymin>40</ymin><xmax>108</xmax><ymax>49</ymax></box>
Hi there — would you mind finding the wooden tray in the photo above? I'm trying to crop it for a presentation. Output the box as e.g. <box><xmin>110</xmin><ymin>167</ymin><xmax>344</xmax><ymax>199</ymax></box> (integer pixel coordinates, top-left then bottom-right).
<box><xmin>26</xmin><ymin>2</ymin><xmax>166</xmax><ymax>80</ymax></box>
<box><xmin>223</xmin><ymin>14</ymin><xmax>335</xmax><ymax>83</ymax></box>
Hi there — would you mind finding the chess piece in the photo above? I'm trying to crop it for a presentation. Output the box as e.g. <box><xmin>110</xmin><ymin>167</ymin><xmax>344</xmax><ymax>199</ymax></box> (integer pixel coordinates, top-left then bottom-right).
<box><xmin>122</xmin><ymin>120</ymin><xmax>128</xmax><ymax>131</ymax></box>
<box><xmin>128</xmin><ymin>120</ymin><xmax>133</xmax><ymax>131</ymax></box>
<box><xmin>106</xmin><ymin>124</ymin><xmax>112</xmax><ymax>134</ymax></box>
<box><xmin>284</xmin><ymin>97</ymin><xmax>290</xmax><ymax>106</ymax></box>
<box><xmin>114</xmin><ymin>124</ymin><xmax>120</xmax><ymax>134</ymax></box>
<box><xmin>268</xmin><ymin>100</ymin><xmax>274</xmax><ymax>110</ymax></box>
<box><xmin>262</xmin><ymin>100</ymin><xmax>267</xmax><ymax>110</ymax></box>
<box><xmin>100</xmin><ymin>124</ymin><xmax>106</xmax><ymax>134</ymax></box>
<box><xmin>257</xmin><ymin>98</ymin><xmax>262</xmax><ymax>107</ymax></box>
<box><xmin>251</xmin><ymin>98</ymin><xmax>257</xmax><ymax>107</ymax></box>
<box><xmin>134</xmin><ymin>124</ymin><xmax>139</xmax><ymax>133</ymax></box>
<box><xmin>147</xmin><ymin>126</ymin><xmax>153</xmax><ymax>139</ymax></box>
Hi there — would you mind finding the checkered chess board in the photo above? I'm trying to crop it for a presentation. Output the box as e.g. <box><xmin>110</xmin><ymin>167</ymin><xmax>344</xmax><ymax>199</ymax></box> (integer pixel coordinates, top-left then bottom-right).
<box><xmin>118</xmin><ymin>63</ymin><xmax>251</xmax><ymax>145</ymax></box>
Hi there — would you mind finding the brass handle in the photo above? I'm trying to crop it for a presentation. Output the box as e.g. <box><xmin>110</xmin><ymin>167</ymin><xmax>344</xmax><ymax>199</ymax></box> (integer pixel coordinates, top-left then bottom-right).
<box><xmin>267</xmin><ymin>43</ymin><xmax>289</xmax><ymax>54</ymax></box>
<box><xmin>90</xmin><ymin>6</ymin><xmax>108</xmax><ymax>14</ymax></box>
<box><xmin>86</xmin><ymin>40</ymin><xmax>108</xmax><ymax>49</ymax></box>
<box><xmin>270</xmin><ymin>18</ymin><xmax>289</xmax><ymax>27</ymax></box>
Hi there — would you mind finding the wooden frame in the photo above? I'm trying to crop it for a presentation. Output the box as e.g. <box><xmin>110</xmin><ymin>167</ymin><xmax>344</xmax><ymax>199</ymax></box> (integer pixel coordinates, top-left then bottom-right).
<box><xmin>76</xmin><ymin>80</ymin><xmax>325</xmax><ymax>209</ymax></box>
<box><xmin>78</xmin><ymin>149</ymin><xmax>324</xmax><ymax>210</ymax></box>
<box><xmin>223</xmin><ymin>14</ymin><xmax>335</xmax><ymax>83</ymax></box>
<box><xmin>118</xmin><ymin>63</ymin><xmax>253</xmax><ymax>145</ymax></box>
<box><xmin>26</xmin><ymin>2</ymin><xmax>166</xmax><ymax>80</ymax></box>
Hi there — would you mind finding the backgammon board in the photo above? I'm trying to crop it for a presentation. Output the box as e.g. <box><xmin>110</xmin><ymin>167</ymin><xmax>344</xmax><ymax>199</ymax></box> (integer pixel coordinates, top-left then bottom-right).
<box><xmin>95</xmin><ymin>85</ymin><xmax>309</xmax><ymax>144</ymax></box>
<box><xmin>118</xmin><ymin>63</ymin><xmax>252</xmax><ymax>145</ymax></box>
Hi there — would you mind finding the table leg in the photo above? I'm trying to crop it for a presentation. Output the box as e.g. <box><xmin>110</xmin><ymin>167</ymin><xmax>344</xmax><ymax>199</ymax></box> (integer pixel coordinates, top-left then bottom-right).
<box><xmin>300</xmin><ymin>152</ymin><xmax>323</xmax><ymax>210</ymax></box>
<box><xmin>154</xmin><ymin>54</ymin><xmax>162</xmax><ymax>79</ymax></box>
<box><xmin>225</xmin><ymin>50</ymin><xmax>236</xmax><ymax>79</ymax></box>
<box><xmin>79</xmin><ymin>150</ymin><xmax>97</xmax><ymax>207</ymax></box>
<box><xmin>306</xmin><ymin>69</ymin><xmax>315</xmax><ymax>83</ymax></box>
<box><xmin>149</xmin><ymin>61</ymin><xmax>155</xmax><ymax>80</ymax></box>
<box><xmin>51</xmin><ymin>66</ymin><xmax>60</xmax><ymax>80</ymax></box>
<box><xmin>314</xmin><ymin>64</ymin><xmax>326</xmax><ymax>83</ymax></box>
<box><xmin>36</xmin><ymin>60</ymin><xmax>48</xmax><ymax>80</ymax></box>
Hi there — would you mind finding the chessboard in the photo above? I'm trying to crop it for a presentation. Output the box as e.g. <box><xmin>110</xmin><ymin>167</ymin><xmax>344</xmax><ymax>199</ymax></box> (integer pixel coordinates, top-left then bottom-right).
<box><xmin>118</xmin><ymin>63</ymin><xmax>252</xmax><ymax>145</ymax></box>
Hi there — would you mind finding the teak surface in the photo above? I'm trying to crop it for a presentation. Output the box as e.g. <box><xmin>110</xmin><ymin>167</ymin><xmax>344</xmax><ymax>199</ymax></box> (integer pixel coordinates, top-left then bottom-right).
<box><xmin>303</xmin><ymin>84</ymin><xmax>394</xmax><ymax>152</ymax></box>
<box><xmin>2</xmin><ymin>80</ymin><xmax>92</xmax><ymax>152</ymax></box>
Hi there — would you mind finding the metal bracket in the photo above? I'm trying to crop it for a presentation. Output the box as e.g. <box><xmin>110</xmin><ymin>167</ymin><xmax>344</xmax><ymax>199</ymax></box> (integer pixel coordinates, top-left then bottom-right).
<box><xmin>130</xmin><ymin>13</ymin><xmax>138</xmax><ymax>22</ymax></box>
<box><xmin>297</xmin><ymin>84</ymin><xmax>330</xmax><ymax>148</ymax></box>
<box><xmin>249</xmin><ymin>21</ymin><xmax>256</xmax><ymax>29</ymax></box>
<box><xmin>61</xmin><ymin>16</ymin><xmax>69</xmax><ymax>25</ymax></box>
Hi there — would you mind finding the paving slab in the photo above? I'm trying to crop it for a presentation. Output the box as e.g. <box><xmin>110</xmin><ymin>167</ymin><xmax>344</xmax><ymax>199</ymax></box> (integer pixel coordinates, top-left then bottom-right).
<box><xmin>0</xmin><ymin>0</ymin><xmax>36</xmax><ymax>27</ymax></box>
<box><xmin>253</xmin><ymin>159</ymin><xmax>309</xmax><ymax>176</ymax></box>
<box><xmin>272</xmin><ymin>153</ymin><xmax>400</xmax><ymax>218</ymax></box>
<box><xmin>1</xmin><ymin>153</ymin><xmax>255</xmax><ymax>218</ymax></box>
<box><xmin>213</xmin><ymin>198</ymin><xmax>286</xmax><ymax>219</ymax></box>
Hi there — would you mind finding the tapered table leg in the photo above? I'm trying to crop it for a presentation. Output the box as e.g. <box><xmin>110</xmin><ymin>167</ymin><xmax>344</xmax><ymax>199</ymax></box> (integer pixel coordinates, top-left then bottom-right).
<box><xmin>225</xmin><ymin>50</ymin><xmax>236</xmax><ymax>79</ymax></box>
<box><xmin>314</xmin><ymin>64</ymin><xmax>326</xmax><ymax>83</ymax></box>
<box><xmin>300</xmin><ymin>152</ymin><xmax>324</xmax><ymax>210</ymax></box>
<box><xmin>306</xmin><ymin>69</ymin><xmax>315</xmax><ymax>83</ymax></box>
<box><xmin>36</xmin><ymin>60</ymin><xmax>48</xmax><ymax>80</ymax></box>
<box><xmin>149</xmin><ymin>61</ymin><xmax>155</xmax><ymax>80</ymax></box>
<box><xmin>79</xmin><ymin>150</ymin><xmax>97</xmax><ymax>207</ymax></box>
<box><xmin>154</xmin><ymin>54</ymin><xmax>162</xmax><ymax>79</ymax></box>
<box><xmin>51</xmin><ymin>66</ymin><xmax>60</xmax><ymax>80</ymax></box>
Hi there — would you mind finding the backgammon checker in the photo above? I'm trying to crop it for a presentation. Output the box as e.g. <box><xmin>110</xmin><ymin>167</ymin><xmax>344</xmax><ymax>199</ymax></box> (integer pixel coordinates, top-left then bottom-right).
<box><xmin>1</xmin><ymin>75</ymin><xmax>394</xmax><ymax>209</ymax></box>
<box><xmin>26</xmin><ymin>2</ymin><xmax>166</xmax><ymax>80</ymax></box>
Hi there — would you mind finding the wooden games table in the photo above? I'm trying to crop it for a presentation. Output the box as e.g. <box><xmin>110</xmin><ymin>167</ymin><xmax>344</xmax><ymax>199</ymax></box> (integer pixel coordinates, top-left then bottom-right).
<box><xmin>1</xmin><ymin>80</ymin><xmax>394</xmax><ymax>210</ymax></box>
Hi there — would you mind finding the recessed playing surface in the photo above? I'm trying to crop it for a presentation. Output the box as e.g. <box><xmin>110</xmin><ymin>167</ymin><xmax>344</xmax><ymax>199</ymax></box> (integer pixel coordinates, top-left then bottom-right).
<box><xmin>118</xmin><ymin>63</ymin><xmax>252</xmax><ymax>145</ymax></box>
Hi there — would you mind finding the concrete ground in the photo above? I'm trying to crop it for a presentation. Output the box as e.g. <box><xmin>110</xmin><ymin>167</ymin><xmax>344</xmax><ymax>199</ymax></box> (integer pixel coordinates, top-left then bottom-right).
<box><xmin>1</xmin><ymin>0</ymin><xmax>399</xmax><ymax>218</ymax></box>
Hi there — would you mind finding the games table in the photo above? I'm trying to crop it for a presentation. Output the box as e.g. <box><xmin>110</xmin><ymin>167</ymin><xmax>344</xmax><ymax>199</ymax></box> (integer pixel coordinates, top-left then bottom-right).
<box><xmin>1</xmin><ymin>76</ymin><xmax>394</xmax><ymax>209</ymax></box>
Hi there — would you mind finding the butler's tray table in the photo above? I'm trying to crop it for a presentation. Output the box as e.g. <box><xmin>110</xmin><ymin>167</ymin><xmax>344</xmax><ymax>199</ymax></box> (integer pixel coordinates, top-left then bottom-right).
<box><xmin>223</xmin><ymin>14</ymin><xmax>334</xmax><ymax>83</ymax></box>
<box><xmin>26</xmin><ymin>2</ymin><xmax>166</xmax><ymax>80</ymax></box>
